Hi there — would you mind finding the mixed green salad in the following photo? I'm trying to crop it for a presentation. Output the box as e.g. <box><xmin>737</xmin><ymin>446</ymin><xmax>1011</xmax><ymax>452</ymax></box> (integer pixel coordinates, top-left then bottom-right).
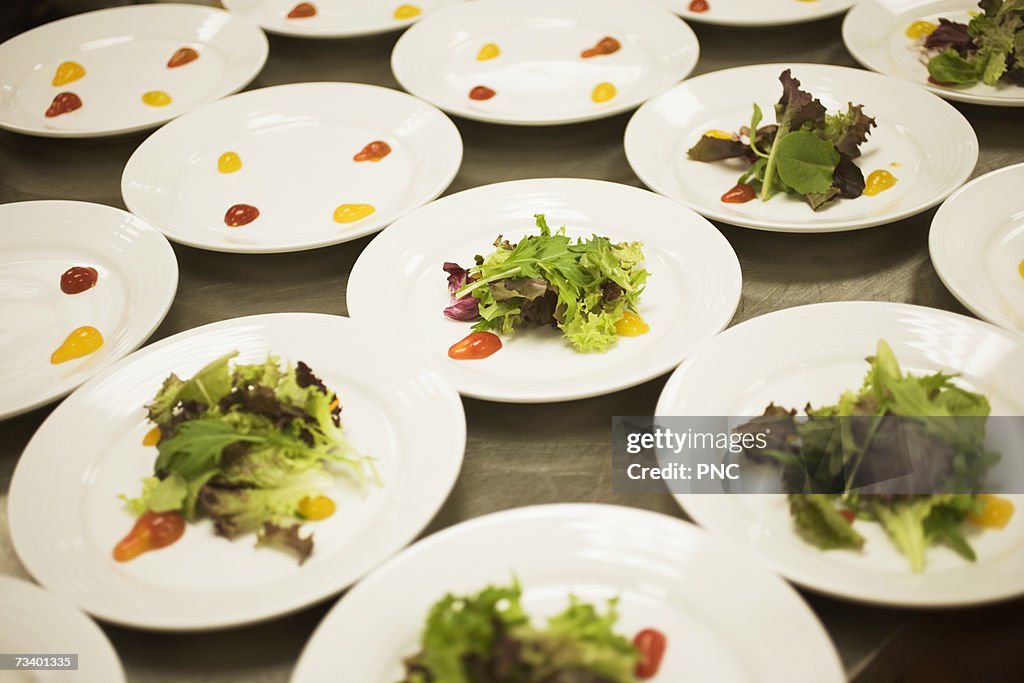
<box><xmin>402</xmin><ymin>580</ymin><xmax>663</xmax><ymax>683</ymax></box>
<box><xmin>687</xmin><ymin>69</ymin><xmax>877</xmax><ymax>210</ymax></box>
<box><xmin>122</xmin><ymin>352</ymin><xmax>377</xmax><ymax>563</ymax></box>
<box><xmin>443</xmin><ymin>215</ymin><xmax>649</xmax><ymax>353</ymax></box>
<box><xmin>738</xmin><ymin>340</ymin><xmax>1007</xmax><ymax>572</ymax></box>
<box><xmin>923</xmin><ymin>0</ymin><xmax>1024</xmax><ymax>88</ymax></box>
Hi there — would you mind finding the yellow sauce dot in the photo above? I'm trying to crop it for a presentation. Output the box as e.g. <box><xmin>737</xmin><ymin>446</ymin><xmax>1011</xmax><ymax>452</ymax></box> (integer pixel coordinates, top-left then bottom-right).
<box><xmin>703</xmin><ymin>129</ymin><xmax>733</xmax><ymax>140</ymax></box>
<box><xmin>142</xmin><ymin>426</ymin><xmax>161</xmax><ymax>447</ymax></box>
<box><xmin>1018</xmin><ymin>258</ymin><xmax>1024</xmax><ymax>281</ymax></box>
<box><xmin>477</xmin><ymin>43</ymin><xmax>501</xmax><ymax>61</ymax></box>
<box><xmin>905</xmin><ymin>20</ymin><xmax>938</xmax><ymax>39</ymax></box>
<box><xmin>141</xmin><ymin>90</ymin><xmax>172</xmax><ymax>107</ymax></box>
<box><xmin>591</xmin><ymin>82</ymin><xmax>617</xmax><ymax>103</ymax></box>
<box><xmin>218</xmin><ymin>151</ymin><xmax>242</xmax><ymax>174</ymax></box>
<box><xmin>52</xmin><ymin>61</ymin><xmax>85</xmax><ymax>86</ymax></box>
<box><xmin>968</xmin><ymin>494</ymin><xmax>1015</xmax><ymax>529</ymax></box>
<box><xmin>50</xmin><ymin>326</ymin><xmax>104</xmax><ymax>365</ymax></box>
<box><xmin>333</xmin><ymin>203</ymin><xmax>375</xmax><ymax>223</ymax></box>
<box><xmin>614</xmin><ymin>311</ymin><xmax>649</xmax><ymax>337</ymax></box>
<box><xmin>863</xmin><ymin>169</ymin><xmax>897</xmax><ymax>197</ymax></box>
<box><xmin>890</xmin><ymin>161</ymin><xmax>902</xmax><ymax>168</ymax></box>
<box><xmin>298</xmin><ymin>495</ymin><xmax>336</xmax><ymax>521</ymax></box>
<box><xmin>394</xmin><ymin>4</ymin><xmax>421</xmax><ymax>19</ymax></box>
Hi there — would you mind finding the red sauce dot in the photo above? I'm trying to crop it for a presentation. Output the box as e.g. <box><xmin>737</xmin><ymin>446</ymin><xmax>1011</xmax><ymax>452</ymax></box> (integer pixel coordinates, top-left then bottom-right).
<box><xmin>581</xmin><ymin>36</ymin><xmax>621</xmax><ymax>58</ymax></box>
<box><xmin>60</xmin><ymin>266</ymin><xmax>98</xmax><ymax>294</ymax></box>
<box><xmin>721</xmin><ymin>183</ymin><xmax>755</xmax><ymax>204</ymax></box>
<box><xmin>689</xmin><ymin>0</ymin><xmax>710</xmax><ymax>12</ymax></box>
<box><xmin>633</xmin><ymin>628</ymin><xmax>667</xmax><ymax>679</ymax></box>
<box><xmin>287</xmin><ymin>2</ymin><xmax>317</xmax><ymax>18</ymax></box>
<box><xmin>927</xmin><ymin>75</ymin><xmax>955</xmax><ymax>87</ymax></box>
<box><xmin>167</xmin><ymin>47</ymin><xmax>199</xmax><ymax>68</ymax></box>
<box><xmin>224</xmin><ymin>203</ymin><xmax>260</xmax><ymax>227</ymax></box>
<box><xmin>469</xmin><ymin>86</ymin><xmax>496</xmax><ymax>101</ymax></box>
<box><xmin>841</xmin><ymin>509</ymin><xmax>856</xmax><ymax>524</ymax></box>
<box><xmin>353</xmin><ymin>140</ymin><xmax>392</xmax><ymax>162</ymax></box>
<box><xmin>45</xmin><ymin>92</ymin><xmax>82</xmax><ymax>118</ymax></box>
<box><xmin>448</xmin><ymin>331</ymin><xmax>501</xmax><ymax>360</ymax></box>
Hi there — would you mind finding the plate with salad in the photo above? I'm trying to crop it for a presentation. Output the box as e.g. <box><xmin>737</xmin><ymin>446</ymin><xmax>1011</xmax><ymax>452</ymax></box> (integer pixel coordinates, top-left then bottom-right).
<box><xmin>624</xmin><ymin>63</ymin><xmax>978</xmax><ymax>232</ymax></box>
<box><xmin>291</xmin><ymin>504</ymin><xmax>843</xmax><ymax>682</ymax></box>
<box><xmin>657</xmin><ymin>301</ymin><xmax>1024</xmax><ymax>606</ymax></box>
<box><xmin>844</xmin><ymin>0</ymin><xmax>1024</xmax><ymax>107</ymax></box>
<box><xmin>8</xmin><ymin>313</ymin><xmax>465</xmax><ymax>629</ymax></box>
<box><xmin>222</xmin><ymin>0</ymin><xmax>464</xmax><ymax>38</ymax></box>
<box><xmin>346</xmin><ymin>178</ymin><xmax>742</xmax><ymax>403</ymax></box>
<box><xmin>656</xmin><ymin>0</ymin><xmax>856</xmax><ymax>28</ymax></box>
<box><xmin>930</xmin><ymin>162</ymin><xmax>1024</xmax><ymax>333</ymax></box>
<box><xmin>390</xmin><ymin>0</ymin><xmax>700</xmax><ymax>126</ymax></box>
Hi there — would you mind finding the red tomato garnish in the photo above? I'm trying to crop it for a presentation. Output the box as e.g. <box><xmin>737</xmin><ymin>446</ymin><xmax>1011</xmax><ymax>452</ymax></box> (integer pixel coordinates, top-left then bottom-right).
<box><xmin>287</xmin><ymin>2</ymin><xmax>317</xmax><ymax>18</ymax></box>
<box><xmin>581</xmin><ymin>36</ymin><xmax>621</xmax><ymax>58</ymax></box>
<box><xmin>721</xmin><ymin>183</ymin><xmax>755</xmax><ymax>204</ymax></box>
<box><xmin>448</xmin><ymin>331</ymin><xmax>501</xmax><ymax>360</ymax></box>
<box><xmin>224</xmin><ymin>203</ymin><xmax>260</xmax><ymax>227</ymax></box>
<box><xmin>60</xmin><ymin>266</ymin><xmax>98</xmax><ymax>294</ymax></box>
<box><xmin>353</xmin><ymin>140</ymin><xmax>392</xmax><ymax>162</ymax></box>
<box><xmin>45</xmin><ymin>92</ymin><xmax>82</xmax><ymax>117</ymax></box>
<box><xmin>469</xmin><ymin>85</ymin><xmax>496</xmax><ymax>101</ymax></box>
<box><xmin>634</xmin><ymin>628</ymin><xmax>667</xmax><ymax>679</ymax></box>
<box><xmin>689</xmin><ymin>0</ymin><xmax>710</xmax><ymax>12</ymax></box>
<box><xmin>113</xmin><ymin>511</ymin><xmax>185</xmax><ymax>562</ymax></box>
<box><xmin>841</xmin><ymin>509</ymin><xmax>856</xmax><ymax>524</ymax></box>
<box><xmin>167</xmin><ymin>47</ymin><xmax>199</xmax><ymax>68</ymax></box>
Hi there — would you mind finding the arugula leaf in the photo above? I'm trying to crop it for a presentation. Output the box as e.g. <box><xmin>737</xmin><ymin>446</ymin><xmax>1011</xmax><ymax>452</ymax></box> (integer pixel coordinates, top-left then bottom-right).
<box><xmin>773</xmin><ymin>131</ymin><xmax>840</xmax><ymax>196</ymax></box>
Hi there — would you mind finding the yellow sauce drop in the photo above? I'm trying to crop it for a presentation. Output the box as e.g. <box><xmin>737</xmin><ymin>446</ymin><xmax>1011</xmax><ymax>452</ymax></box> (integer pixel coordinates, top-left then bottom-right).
<box><xmin>905</xmin><ymin>20</ymin><xmax>938</xmax><ymax>39</ymax></box>
<box><xmin>592</xmin><ymin>82</ymin><xmax>617</xmax><ymax>103</ymax></box>
<box><xmin>477</xmin><ymin>43</ymin><xmax>501</xmax><ymax>61</ymax></box>
<box><xmin>863</xmin><ymin>169</ymin><xmax>897</xmax><ymax>196</ymax></box>
<box><xmin>393</xmin><ymin>4</ymin><xmax>421</xmax><ymax>19</ymax></box>
<box><xmin>143</xmin><ymin>426</ymin><xmax>161</xmax><ymax>447</ymax></box>
<box><xmin>52</xmin><ymin>61</ymin><xmax>85</xmax><ymax>86</ymax></box>
<box><xmin>703</xmin><ymin>129</ymin><xmax>733</xmax><ymax>140</ymax></box>
<box><xmin>614</xmin><ymin>311</ymin><xmax>649</xmax><ymax>337</ymax></box>
<box><xmin>890</xmin><ymin>161</ymin><xmax>902</xmax><ymax>168</ymax></box>
<box><xmin>1018</xmin><ymin>258</ymin><xmax>1024</xmax><ymax>281</ymax></box>
<box><xmin>298</xmin><ymin>495</ymin><xmax>336</xmax><ymax>520</ymax></box>
<box><xmin>968</xmin><ymin>494</ymin><xmax>1015</xmax><ymax>529</ymax></box>
<box><xmin>50</xmin><ymin>326</ymin><xmax>104</xmax><ymax>364</ymax></box>
<box><xmin>141</xmin><ymin>90</ymin><xmax>172</xmax><ymax>107</ymax></box>
<box><xmin>333</xmin><ymin>203</ymin><xmax>375</xmax><ymax>223</ymax></box>
<box><xmin>218</xmin><ymin>151</ymin><xmax>242</xmax><ymax>174</ymax></box>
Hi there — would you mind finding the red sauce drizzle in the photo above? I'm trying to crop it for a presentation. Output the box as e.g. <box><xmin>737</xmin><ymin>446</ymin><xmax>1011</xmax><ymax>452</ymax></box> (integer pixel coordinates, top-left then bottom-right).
<box><xmin>45</xmin><ymin>92</ymin><xmax>82</xmax><ymax>117</ymax></box>
<box><xmin>633</xmin><ymin>628</ymin><xmax>667</xmax><ymax>679</ymax></box>
<box><xmin>113</xmin><ymin>511</ymin><xmax>186</xmax><ymax>562</ymax></box>
<box><xmin>448</xmin><ymin>331</ymin><xmax>501</xmax><ymax>360</ymax></box>
<box><xmin>581</xmin><ymin>36</ymin><xmax>621</xmax><ymax>58</ymax></box>
<box><xmin>689</xmin><ymin>0</ymin><xmax>710</xmax><ymax>12</ymax></box>
<box><xmin>287</xmin><ymin>2</ymin><xmax>317</xmax><ymax>18</ymax></box>
<box><xmin>60</xmin><ymin>266</ymin><xmax>98</xmax><ymax>294</ymax></box>
<box><xmin>469</xmin><ymin>86</ymin><xmax>496</xmax><ymax>101</ymax></box>
<box><xmin>167</xmin><ymin>47</ymin><xmax>199</xmax><ymax>68</ymax></box>
<box><xmin>721</xmin><ymin>183</ymin><xmax>755</xmax><ymax>204</ymax></box>
<box><xmin>224</xmin><ymin>203</ymin><xmax>260</xmax><ymax>227</ymax></box>
<box><xmin>353</xmin><ymin>140</ymin><xmax>392</xmax><ymax>162</ymax></box>
<box><xmin>841</xmin><ymin>509</ymin><xmax>856</xmax><ymax>524</ymax></box>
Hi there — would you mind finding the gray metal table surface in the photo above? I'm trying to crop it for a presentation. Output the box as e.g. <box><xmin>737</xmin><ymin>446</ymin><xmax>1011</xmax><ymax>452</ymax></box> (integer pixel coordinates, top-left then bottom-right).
<box><xmin>2</xmin><ymin>4</ymin><xmax>1024</xmax><ymax>681</ymax></box>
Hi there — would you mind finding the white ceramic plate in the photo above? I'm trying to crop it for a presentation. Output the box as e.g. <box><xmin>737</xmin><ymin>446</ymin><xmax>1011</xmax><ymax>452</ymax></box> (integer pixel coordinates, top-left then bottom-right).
<box><xmin>0</xmin><ymin>201</ymin><xmax>178</xmax><ymax>421</ymax></box>
<box><xmin>0</xmin><ymin>577</ymin><xmax>125</xmax><ymax>683</ymax></box>
<box><xmin>346</xmin><ymin>178</ymin><xmax>742</xmax><ymax>403</ymax></box>
<box><xmin>291</xmin><ymin>504</ymin><xmax>843</xmax><ymax>683</ymax></box>
<box><xmin>625</xmin><ymin>63</ymin><xmax>978</xmax><ymax>232</ymax></box>
<box><xmin>656</xmin><ymin>0</ymin><xmax>856</xmax><ymax>27</ymax></box>
<box><xmin>844</xmin><ymin>0</ymin><xmax>1024</xmax><ymax>107</ymax></box>
<box><xmin>0</xmin><ymin>4</ymin><xmax>268</xmax><ymax>138</ymax></box>
<box><xmin>657</xmin><ymin>301</ymin><xmax>1024</xmax><ymax>607</ymax></box>
<box><xmin>222</xmin><ymin>0</ymin><xmax>465</xmax><ymax>38</ymax></box>
<box><xmin>122</xmin><ymin>82</ymin><xmax>462</xmax><ymax>253</ymax></box>
<box><xmin>391</xmin><ymin>0</ymin><xmax>700</xmax><ymax>126</ymax></box>
<box><xmin>9</xmin><ymin>313</ymin><xmax>465</xmax><ymax>630</ymax></box>
<box><xmin>930</xmin><ymin>163</ymin><xmax>1024</xmax><ymax>333</ymax></box>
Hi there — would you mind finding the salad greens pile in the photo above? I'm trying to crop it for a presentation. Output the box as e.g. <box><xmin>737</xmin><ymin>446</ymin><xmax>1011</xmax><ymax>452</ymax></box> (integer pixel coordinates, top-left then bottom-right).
<box><xmin>402</xmin><ymin>580</ymin><xmax>642</xmax><ymax>683</ymax></box>
<box><xmin>123</xmin><ymin>352</ymin><xmax>377</xmax><ymax>563</ymax></box>
<box><xmin>738</xmin><ymin>340</ymin><xmax>1000</xmax><ymax>572</ymax></box>
<box><xmin>687</xmin><ymin>69</ymin><xmax>876</xmax><ymax>210</ymax></box>
<box><xmin>443</xmin><ymin>215</ymin><xmax>649</xmax><ymax>353</ymax></box>
<box><xmin>924</xmin><ymin>0</ymin><xmax>1024</xmax><ymax>88</ymax></box>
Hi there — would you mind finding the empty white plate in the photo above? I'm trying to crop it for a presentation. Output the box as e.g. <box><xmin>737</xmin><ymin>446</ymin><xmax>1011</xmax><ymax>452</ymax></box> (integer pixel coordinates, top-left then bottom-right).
<box><xmin>9</xmin><ymin>313</ymin><xmax>465</xmax><ymax>630</ymax></box>
<box><xmin>122</xmin><ymin>82</ymin><xmax>463</xmax><ymax>253</ymax></box>
<box><xmin>0</xmin><ymin>577</ymin><xmax>125</xmax><ymax>683</ymax></box>
<box><xmin>346</xmin><ymin>178</ymin><xmax>742</xmax><ymax>403</ymax></box>
<box><xmin>625</xmin><ymin>62</ymin><xmax>978</xmax><ymax>232</ymax></box>
<box><xmin>391</xmin><ymin>0</ymin><xmax>700</xmax><ymax>125</ymax></box>
<box><xmin>222</xmin><ymin>0</ymin><xmax>465</xmax><ymax>38</ymax></box>
<box><xmin>658</xmin><ymin>301</ymin><xmax>1024</xmax><ymax>606</ymax></box>
<box><xmin>291</xmin><ymin>504</ymin><xmax>843</xmax><ymax>683</ymax></box>
<box><xmin>844</xmin><ymin>0</ymin><xmax>1024</xmax><ymax>107</ymax></box>
<box><xmin>930</xmin><ymin>162</ymin><xmax>1024</xmax><ymax>332</ymax></box>
<box><xmin>0</xmin><ymin>200</ymin><xmax>178</xmax><ymax>421</ymax></box>
<box><xmin>656</xmin><ymin>0</ymin><xmax>856</xmax><ymax>27</ymax></box>
<box><xmin>0</xmin><ymin>3</ymin><xmax>268</xmax><ymax>137</ymax></box>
